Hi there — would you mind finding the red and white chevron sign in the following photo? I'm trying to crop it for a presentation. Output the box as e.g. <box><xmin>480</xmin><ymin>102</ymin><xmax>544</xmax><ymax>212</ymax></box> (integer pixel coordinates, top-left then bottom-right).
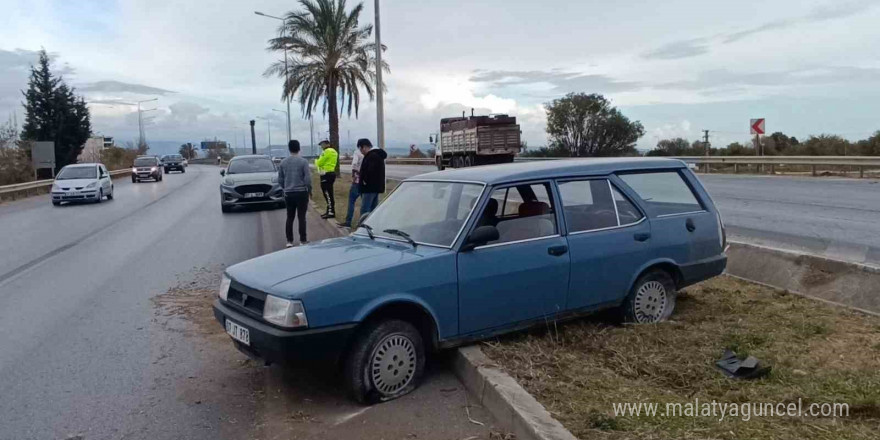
<box><xmin>750</xmin><ymin>118</ymin><xmax>765</xmax><ymax>135</ymax></box>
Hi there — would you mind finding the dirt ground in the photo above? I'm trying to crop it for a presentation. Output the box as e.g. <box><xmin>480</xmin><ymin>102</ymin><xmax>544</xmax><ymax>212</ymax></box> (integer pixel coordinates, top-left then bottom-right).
<box><xmin>482</xmin><ymin>275</ymin><xmax>880</xmax><ymax>440</ymax></box>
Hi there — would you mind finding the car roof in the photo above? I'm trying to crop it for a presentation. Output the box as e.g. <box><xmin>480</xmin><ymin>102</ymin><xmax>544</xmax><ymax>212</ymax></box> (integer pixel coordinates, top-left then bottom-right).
<box><xmin>230</xmin><ymin>155</ymin><xmax>271</xmax><ymax>160</ymax></box>
<box><xmin>413</xmin><ymin>157</ymin><xmax>687</xmax><ymax>185</ymax></box>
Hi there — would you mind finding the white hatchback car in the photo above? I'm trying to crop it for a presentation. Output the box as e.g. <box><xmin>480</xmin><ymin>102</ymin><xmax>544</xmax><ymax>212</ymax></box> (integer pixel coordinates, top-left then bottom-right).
<box><xmin>51</xmin><ymin>163</ymin><xmax>114</xmax><ymax>206</ymax></box>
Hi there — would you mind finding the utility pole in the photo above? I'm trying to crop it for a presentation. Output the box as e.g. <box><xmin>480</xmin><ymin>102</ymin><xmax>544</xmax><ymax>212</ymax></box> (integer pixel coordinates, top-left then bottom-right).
<box><xmin>250</xmin><ymin>120</ymin><xmax>257</xmax><ymax>154</ymax></box>
<box><xmin>309</xmin><ymin>116</ymin><xmax>315</xmax><ymax>157</ymax></box>
<box><xmin>374</xmin><ymin>0</ymin><xmax>385</xmax><ymax>150</ymax></box>
<box><xmin>702</xmin><ymin>129</ymin><xmax>711</xmax><ymax>173</ymax></box>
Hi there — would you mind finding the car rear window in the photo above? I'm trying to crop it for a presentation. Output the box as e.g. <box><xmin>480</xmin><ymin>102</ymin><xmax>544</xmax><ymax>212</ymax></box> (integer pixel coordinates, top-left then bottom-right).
<box><xmin>618</xmin><ymin>171</ymin><xmax>702</xmax><ymax>216</ymax></box>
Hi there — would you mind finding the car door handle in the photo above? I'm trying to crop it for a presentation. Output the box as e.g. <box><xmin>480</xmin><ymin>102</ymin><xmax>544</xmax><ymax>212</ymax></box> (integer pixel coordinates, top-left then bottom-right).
<box><xmin>634</xmin><ymin>232</ymin><xmax>651</xmax><ymax>242</ymax></box>
<box><xmin>686</xmin><ymin>218</ymin><xmax>696</xmax><ymax>232</ymax></box>
<box><xmin>548</xmin><ymin>245</ymin><xmax>568</xmax><ymax>256</ymax></box>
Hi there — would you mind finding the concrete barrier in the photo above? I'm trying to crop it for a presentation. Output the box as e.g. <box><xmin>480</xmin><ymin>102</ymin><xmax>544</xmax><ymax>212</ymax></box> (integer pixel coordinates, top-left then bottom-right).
<box><xmin>726</xmin><ymin>241</ymin><xmax>880</xmax><ymax>315</ymax></box>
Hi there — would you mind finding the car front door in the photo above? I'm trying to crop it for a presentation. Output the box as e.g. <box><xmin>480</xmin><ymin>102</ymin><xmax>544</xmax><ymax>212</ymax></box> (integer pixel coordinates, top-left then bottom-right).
<box><xmin>557</xmin><ymin>178</ymin><xmax>652</xmax><ymax>310</ymax></box>
<box><xmin>457</xmin><ymin>182</ymin><xmax>570</xmax><ymax>335</ymax></box>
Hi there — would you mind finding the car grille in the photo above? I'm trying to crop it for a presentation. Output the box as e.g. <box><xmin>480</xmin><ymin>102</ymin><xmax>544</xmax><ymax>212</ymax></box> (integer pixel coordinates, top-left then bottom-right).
<box><xmin>235</xmin><ymin>184</ymin><xmax>272</xmax><ymax>195</ymax></box>
<box><xmin>226</xmin><ymin>283</ymin><xmax>266</xmax><ymax>316</ymax></box>
<box><xmin>137</xmin><ymin>168</ymin><xmax>152</xmax><ymax>172</ymax></box>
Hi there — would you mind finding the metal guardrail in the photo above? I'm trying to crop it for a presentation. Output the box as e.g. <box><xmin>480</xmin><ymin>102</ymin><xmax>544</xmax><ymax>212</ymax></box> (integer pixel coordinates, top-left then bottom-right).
<box><xmin>0</xmin><ymin>168</ymin><xmax>132</xmax><ymax>199</ymax></box>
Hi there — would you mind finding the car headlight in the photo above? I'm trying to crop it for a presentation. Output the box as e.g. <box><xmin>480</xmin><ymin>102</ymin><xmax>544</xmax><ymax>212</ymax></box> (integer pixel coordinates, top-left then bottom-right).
<box><xmin>150</xmin><ymin>167</ymin><xmax>157</xmax><ymax>172</ymax></box>
<box><xmin>271</xmin><ymin>176</ymin><xmax>279</xmax><ymax>184</ymax></box>
<box><xmin>131</xmin><ymin>167</ymin><xmax>137</xmax><ymax>173</ymax></box>
<box><xmin>263</xmin><ymin>296</ymin><xmax>308</xmax><ymax>328</ymax></box>
<box><xmin>218</xmin><ymin>274</ymin><xmax>231</xmax><ymax>301</ymax></box>
<box><xmin>86</xmin><ymin>182</ymin><xmax>97</xmax><ymax>189</ymax></box>
<box><xmin>51</xmin><ymin>183</ymin><xmax>59</xmax><ymax>191</ymax></box>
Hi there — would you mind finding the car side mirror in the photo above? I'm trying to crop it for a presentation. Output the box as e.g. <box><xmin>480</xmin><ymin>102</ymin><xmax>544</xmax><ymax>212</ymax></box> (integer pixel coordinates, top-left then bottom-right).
<box><xmin>461</xmin><ymin>225</ymin><xmax>499</xmax><ymax>252</ymax></box>
<box><xmin>220</xmin><ymin>169</ymin><xmax>226</xmax><ymax>176</ymax></box>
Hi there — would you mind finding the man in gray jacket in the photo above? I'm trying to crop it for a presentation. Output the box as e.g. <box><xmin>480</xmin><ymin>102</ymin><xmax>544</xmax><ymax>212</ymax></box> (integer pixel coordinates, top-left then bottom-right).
<box><xmin>277</xmin><ymin>140</ymin><xmax>311</xmax><ymax>247</ymax></box>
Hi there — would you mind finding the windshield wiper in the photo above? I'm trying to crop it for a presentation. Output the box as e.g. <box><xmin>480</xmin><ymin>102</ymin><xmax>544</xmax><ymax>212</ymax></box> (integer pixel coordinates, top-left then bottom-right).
<box><xmin>361</xmin><ymin>223</ymin><xmax>375</xmax><ymax>240</ymax></box>
<box><xmin>383</xmin><ymin>229</ymin><xmax>417</xmax><ymax>248</ymax></box>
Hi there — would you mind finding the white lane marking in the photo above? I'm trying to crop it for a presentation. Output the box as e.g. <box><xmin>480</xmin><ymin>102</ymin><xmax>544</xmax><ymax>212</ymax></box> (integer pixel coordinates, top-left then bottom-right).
<box><xmin>332</xmin><ymin>406</ymin><xmax>372</xmax><ymax>426</ymax></box>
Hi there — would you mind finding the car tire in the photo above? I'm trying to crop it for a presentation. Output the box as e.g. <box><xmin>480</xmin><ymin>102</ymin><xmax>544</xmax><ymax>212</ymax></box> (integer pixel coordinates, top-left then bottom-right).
<box><xmin>132</xmin><ymin>176</ymin><xmax>137</xmax><ymax>183</ymax></box>
<box><xmin>96</xmin><ymin>189</ymin><xmax>103</xmax><ymax>203</ymax></box>
<box><xmin>344</xmin><ymin>319</ymin><xmax>425</xmax><ymax>405</ymax></box>
<box><xmin>52</xmin><ymin>201</ymin><xmax>60</xmax><ymax>206</ymax></box>
<box><xmin>107</xmin><ymin>186</ymin><xmax>114</xmax><ymax>200</ymax></box>
<box><xmin>164</xmin><ymin>168</ymin><xmax>168</xmax><ymax>174</ymax></box>
<box><xmin>182</xmin><ymin>168</ymin><xmax>186</xmax><ymax>173</ymax></box>
<box><xmin>221</xmin><ymin>204</ymin><xmax>231</xmax><ymax>213</ymax></box>
<box><xmin>621</xmin><ymin>269</ymin><xmax>677</xmax><ymax>324</ymax></box>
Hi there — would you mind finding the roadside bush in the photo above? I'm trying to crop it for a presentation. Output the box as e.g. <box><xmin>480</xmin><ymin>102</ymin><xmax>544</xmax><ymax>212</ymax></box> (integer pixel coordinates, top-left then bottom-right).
<box><xmin>100</xmin><ymin>146</ymin><xmax>140</xmax><ymax>171</ymax></box>
<box><xmin>0</xmin><ymin>146</ymin><xmax>34</xmax><ymax>185</ymax></box>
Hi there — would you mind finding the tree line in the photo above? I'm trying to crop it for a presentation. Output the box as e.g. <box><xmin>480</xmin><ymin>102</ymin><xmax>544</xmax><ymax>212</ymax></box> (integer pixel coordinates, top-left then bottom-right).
<box><xmin>646</xmin><ymin>132</ymin><xmax>880</xmax><ymax>157</ymax></box>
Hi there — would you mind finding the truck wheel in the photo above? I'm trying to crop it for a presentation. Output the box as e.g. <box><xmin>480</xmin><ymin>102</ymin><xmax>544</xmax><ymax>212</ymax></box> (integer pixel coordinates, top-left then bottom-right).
<box><xmin>621</xmin><ymin>269</ymin><xmax>677</xmax><ymax>323</ymax></box>
<box><xmin>464</xmin><ymin>155</ymin><xmax>473</xmax><ymax>167</ymax></box>
<box><xmin>344</xmin><ymin>319</ymin><xmax>425</xmax><ymax>404</ymax></box>
<box><xmin>436</xmin><ymin>156</ymin><xmax>445</xmax><ymax>171</ymax></box>
<box><xmin>452</xmin><ymin>156</ymin><xmax>461</xmax><ymax>168</ymax></box>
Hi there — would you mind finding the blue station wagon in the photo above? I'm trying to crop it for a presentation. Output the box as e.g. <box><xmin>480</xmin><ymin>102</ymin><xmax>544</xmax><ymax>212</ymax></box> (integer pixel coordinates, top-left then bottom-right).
<box><xmin>213</xmin><ymin>158</ymin><xmax>727</xmax><ymax>403</ymax></box>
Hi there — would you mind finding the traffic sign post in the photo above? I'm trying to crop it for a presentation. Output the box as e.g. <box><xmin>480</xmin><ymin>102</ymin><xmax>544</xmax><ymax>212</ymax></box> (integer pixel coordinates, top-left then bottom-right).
<box><xmin>750</xmin><ymin>119</ymin><xmax>766</xmax><ymax>161</ymax></box>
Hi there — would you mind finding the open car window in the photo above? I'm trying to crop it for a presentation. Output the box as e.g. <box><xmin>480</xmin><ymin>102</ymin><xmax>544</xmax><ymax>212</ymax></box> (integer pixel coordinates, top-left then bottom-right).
<box><xmin>476</xmin><ymin>182</ymin><xmax>557</xmax><ymax>245</ymax></box>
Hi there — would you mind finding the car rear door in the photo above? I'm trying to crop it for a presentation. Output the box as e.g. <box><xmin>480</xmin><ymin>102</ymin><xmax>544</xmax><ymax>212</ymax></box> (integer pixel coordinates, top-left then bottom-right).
<box><xmin>457</xmin><ymin>181</ymin><xmax>570</xmax><ymax>335</ymax></box>
<box><xmin>557</xmin><ymin>178</ymin><xmax>653</xmax><ymax>309</ymax></box>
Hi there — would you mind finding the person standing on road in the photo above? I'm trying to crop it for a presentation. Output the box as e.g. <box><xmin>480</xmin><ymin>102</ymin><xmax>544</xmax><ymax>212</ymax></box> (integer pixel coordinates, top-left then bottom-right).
<box><xmin>315</xmin><ymin>140</ymin><xmax>339</xmax><ymax>219</ymax></box>
<box><xmin>357</xmin><ymin>138</ymin><xmax>387</xmax><ymax>216</ymax></box>
<box><xmin>278</xmin><ymin>140</ymin><xmax>311</xmax><ymax>248</ymax></box>
<box><xmin>338</xmin><ymin>146</ymin><xmax>364</xmax><ymax>228</ymax></box>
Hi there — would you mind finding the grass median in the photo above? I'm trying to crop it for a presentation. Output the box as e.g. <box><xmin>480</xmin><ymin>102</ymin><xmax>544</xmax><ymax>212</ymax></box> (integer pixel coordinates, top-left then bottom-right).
<box><xmin>309</xmin><ymin>171</ymin><xmax>399</xmax><ymax>227</ymax></box>
<box><xmin>482</xmin><ymin>275</ymin><xmax>880</xmax><ymax>440</ymax></box>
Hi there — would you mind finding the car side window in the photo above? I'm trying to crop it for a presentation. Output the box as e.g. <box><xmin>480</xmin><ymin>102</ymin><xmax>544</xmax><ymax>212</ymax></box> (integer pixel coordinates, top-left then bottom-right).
<box><xmin>611</xmin><ymin>185</ymin><xmax>644</xmax><ymax>225</ymax></box>
<box><xmin>557</xmin><ymin>180</ymin><xmax>618</xmax><ymax>232</ymax></box>
<box><xmin>618</xmin><ymin>171</ymin><xmax>703</xmax><ymax>216</ymax></box>
<box><xmin>478</xmin><ymin>182</ymin><xmax>557</xmax><ymax>245</ymax></box>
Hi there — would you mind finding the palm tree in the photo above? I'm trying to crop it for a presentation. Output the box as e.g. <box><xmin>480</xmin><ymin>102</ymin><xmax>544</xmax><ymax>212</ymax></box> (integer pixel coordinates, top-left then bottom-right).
<box><xmin>264</xmin><ymin>0</ymin><xmax>387</xmax><ymax>160</ymax></box>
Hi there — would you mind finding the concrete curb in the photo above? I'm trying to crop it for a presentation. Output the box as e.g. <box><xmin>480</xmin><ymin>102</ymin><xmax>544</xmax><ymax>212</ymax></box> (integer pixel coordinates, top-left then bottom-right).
<box><xmin>726</xmin><ymin>240</ymin><xmax>880</xmax><ymax>316</ymax></box>
<box><xmin>453</xmin><ymin>345</ymin><xmax>578</xmax><ymax>440</ymax></box>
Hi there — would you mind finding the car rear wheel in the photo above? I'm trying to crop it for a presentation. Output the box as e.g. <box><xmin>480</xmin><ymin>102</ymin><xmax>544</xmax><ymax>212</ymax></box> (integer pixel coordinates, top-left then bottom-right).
<box><xmin>622</xmin><ymin>269</ymin><xmax>676</xmax><ymax>323</ymax></box>
<box><xmin>344</xmin><ymin>319</ymin><xmax>425</xmax><ymax>404</ymax></box>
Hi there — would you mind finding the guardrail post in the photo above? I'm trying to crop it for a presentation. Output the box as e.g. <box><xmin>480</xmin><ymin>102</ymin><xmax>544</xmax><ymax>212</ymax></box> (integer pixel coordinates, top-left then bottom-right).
<box><xmin>859</xmin><ymin>166</ymin><xmax>864</xmax><ymax>178</ymax></box>
<box><xmin>812</xmin><ymin>165</ymin><xmax>817</xmax><ymax>177</ymax></box>
<box><xmin>770</xmin><ymin>164</ymin><xmax>775</xmax><ymax>175</ymax></box>
<box><xmin>733</xmin><ymin>163</ymin><xmax>738</xmax><ymax>174</ymax></box>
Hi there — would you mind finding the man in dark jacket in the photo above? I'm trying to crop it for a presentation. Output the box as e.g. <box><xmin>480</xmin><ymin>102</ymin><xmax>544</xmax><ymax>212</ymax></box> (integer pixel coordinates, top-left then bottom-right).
<box><xmin>357</xmin><ymin>138</ymin><xmax>387</xmax><ymax>215</ymax></box>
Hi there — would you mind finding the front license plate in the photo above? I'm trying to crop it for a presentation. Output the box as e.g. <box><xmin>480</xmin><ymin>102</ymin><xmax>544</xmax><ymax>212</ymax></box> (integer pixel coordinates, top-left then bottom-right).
<box><xmin>225</xmin><ymin>320</ymin><xmax>250</xmax><ymax>345</ymax></box>
<box><xmin>244</xmin><ymin>192</ymin><xmax>264</xmax><ymax>198</ymax></box>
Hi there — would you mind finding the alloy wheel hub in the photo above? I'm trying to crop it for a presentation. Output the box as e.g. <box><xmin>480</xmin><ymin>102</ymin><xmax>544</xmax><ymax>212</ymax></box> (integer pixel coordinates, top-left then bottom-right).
<box><xmin>370</xmin><ymin>334</ymin><xmax>416</xmax><ymax>395</ymax></box>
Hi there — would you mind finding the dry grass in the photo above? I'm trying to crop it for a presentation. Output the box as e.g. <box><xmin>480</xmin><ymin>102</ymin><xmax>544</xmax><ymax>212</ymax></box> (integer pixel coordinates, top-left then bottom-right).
<box><xmin>482</xmin><ymin>276</ymin><xmax>880</xmax><ymax>440</ymax></box>
<box><xmin>310</xmin><ymin>171</ymin><xmax>399</xmax><ymax>226</ymax></box>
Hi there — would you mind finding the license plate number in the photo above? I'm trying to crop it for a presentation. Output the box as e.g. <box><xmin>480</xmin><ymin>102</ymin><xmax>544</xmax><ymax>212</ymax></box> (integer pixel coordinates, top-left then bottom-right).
<box><xmin>244</xmin><ymin>192</ymin><xmax>264</xmax><ymax>198</ymax></box>
<box><xmin>225</xmin><ymin>320</ymin><xmax>250</xmax><ymax>345</ymax></box>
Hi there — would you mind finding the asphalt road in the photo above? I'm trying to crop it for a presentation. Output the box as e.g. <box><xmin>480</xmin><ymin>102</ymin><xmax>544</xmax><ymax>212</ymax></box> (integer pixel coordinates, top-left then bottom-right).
<box><xmin>378</xmin><ymin>164</ymin><xmax>880</xmax><ymax>267</ymax></box>
<box><xmin>0</xmin><ymin>165</ymin><xmax>498</xmax><ymax>440</ymax></box>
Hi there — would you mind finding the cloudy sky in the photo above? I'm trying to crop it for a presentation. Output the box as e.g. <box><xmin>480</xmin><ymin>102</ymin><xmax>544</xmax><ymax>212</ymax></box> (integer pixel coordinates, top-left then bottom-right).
<box><xmin>1</xmin><ymin>0</ymin><xmax>879</xmax><ymax>153</ymax></box>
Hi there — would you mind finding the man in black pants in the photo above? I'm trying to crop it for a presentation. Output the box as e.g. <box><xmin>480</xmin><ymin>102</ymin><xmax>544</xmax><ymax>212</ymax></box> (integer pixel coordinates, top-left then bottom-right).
<box><xmin>315</xmin><ymin>140</ymin><xmax>339</xmax><ymax>219</ymax></box>
<box><xmin>277</xmin><ymin>140</ymin><xmax>311</xmax><ymax>247</ymax></box>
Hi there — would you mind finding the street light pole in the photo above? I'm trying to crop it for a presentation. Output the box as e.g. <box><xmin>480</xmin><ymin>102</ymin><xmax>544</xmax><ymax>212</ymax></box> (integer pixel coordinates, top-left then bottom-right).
<box><xmin>136</xmin><ymin>98</ymin><xmax>158</xmax><ymax>149</ymax></box>
<box><xmin>273</xmin><ymin>109</ymin><xmax>290</xmax><ymax>142</ymax></box>
<box><xmin>374</xmin><ymin>0</ymin><xmax>385</xmax><ymax>150</ymax></box>
<box><xmin>255</xmin><ymin>11</ymin><xmax>292</xmax><ymax>143</ymax></box>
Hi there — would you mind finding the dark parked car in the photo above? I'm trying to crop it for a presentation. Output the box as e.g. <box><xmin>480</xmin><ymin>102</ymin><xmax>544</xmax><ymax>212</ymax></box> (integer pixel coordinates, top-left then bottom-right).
<box><xmin>161</xmin><ymin>154</ymin><xmax>186</xmax><ymax>173</ymax></box>
<box><xmin>213</xmin><ymin>158</ymin><xmax>727</xmax><ymax>403</ymax></box>
<box><xmin>131</xmin><ymin>156</ymin><xmax>163</xmax><ymax>183</ymax></box>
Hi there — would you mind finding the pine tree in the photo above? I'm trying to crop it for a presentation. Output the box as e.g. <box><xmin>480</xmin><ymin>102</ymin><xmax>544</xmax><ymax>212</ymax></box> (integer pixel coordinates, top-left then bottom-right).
<box><xmin>21</xmin><ymin>49</ymin><xmax>91</xmax><ymax>172</ymax></box>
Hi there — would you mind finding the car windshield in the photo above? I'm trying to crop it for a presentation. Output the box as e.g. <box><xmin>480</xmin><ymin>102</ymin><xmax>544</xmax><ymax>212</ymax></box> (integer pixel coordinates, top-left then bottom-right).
<box><xmin>166</xmin><ymin>155</ymin><xmax>182</xmax><ymax>161</ymax></box>
<box><xmin>357</xmin><ymin>181</ymin><xmax>484</xmax><ymax>247</ymax></box>
<box><xmin>56</xmin><ymin>166</ymin><xmax>96</xmax><ymax>180</ymax></box>
<box><xmin>228</xmin><ymin>157</ymin><xmax>275</xmax><ymax>174</ymax></box>
<box><xmin>134</xmin><ymin>158</ymin><xmax>157</xmax><ymax>167</ymax></box>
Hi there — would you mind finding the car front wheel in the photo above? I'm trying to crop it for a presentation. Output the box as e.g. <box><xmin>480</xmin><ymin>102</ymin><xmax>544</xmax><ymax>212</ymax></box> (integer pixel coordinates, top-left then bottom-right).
<box><xmin>622</xmin><ymin>269</ymin><xmax>677</xmax><ymax>323</ymax></box>
<box><xmin>344</xmin><ymin>320</ymin><xmax>425</xmax><ymax>404</ymax></box>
